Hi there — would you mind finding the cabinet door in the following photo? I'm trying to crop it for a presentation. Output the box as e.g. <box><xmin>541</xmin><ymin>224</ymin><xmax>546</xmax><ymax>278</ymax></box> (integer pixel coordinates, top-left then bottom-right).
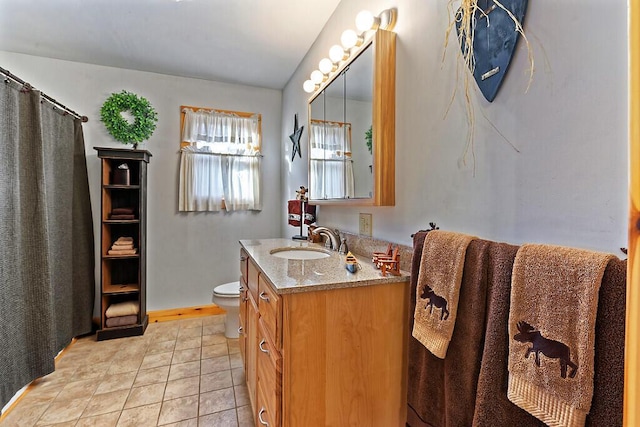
<box><xmin>258</xmin><ymin>274</ymin><xmax>281</xmax><ymax>348</ymax></box>
<box><xmin>257</xmin><ymin>318</ymin><xmax>282</xmax><ymax>427</ymax></box>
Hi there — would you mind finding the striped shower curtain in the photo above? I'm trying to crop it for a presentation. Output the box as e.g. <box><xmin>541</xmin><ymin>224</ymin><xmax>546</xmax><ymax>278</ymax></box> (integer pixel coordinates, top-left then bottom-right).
<box><xmin>0</xmin><ymin>80</ymin><xmax>95</xmax><ymax>408</ymax></box>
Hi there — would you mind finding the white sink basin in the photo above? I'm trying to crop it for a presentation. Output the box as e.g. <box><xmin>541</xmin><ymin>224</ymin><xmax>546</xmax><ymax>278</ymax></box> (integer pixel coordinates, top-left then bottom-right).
<box><xmin>270</xmin><ymin>247</ymin><xmax>331</xmax><ymax>260</ymax></box>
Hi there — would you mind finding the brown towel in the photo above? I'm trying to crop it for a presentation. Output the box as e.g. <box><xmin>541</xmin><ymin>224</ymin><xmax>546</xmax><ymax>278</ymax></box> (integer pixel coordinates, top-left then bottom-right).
<box><xmin>407</xmin><ymin>234</ymin><xmax>491</xmax><ymax>427</ymax></box>
<box><xmin>412</xmin><ymin>230</ymin><xmax>476</xmax><ymax>358</ymax></box>
<box><xmin>115</xmin><ymin>236</ymin><xmax>134</xmax><ymax>243</ymax></box>
<box><xmin>287</xmin><ymin>200</ymin><xmax>302</xmax><ymax>226</ymax></box>
<box><xmin>105</xmin><ymin>315</ymin><xmax>138</xmax><ymax>328</ymax></box>
<box><xmin>507</xmin><ymin>244</ymin><xmax>614</xmax><ymax>427</ymax></box>
<box><xmin>304</xmin><ymin>203</ymin><xmax>316</xmax><ymax>225</ymax></box>
<box><xmin>110</xmin><ymin>214</ymin><xmax>135</xmax><ymax>220</ymax></box>
<box><xmin>111</xmin><ymin>242</ymin><xmax>134</xmax><ymax>249</ymax></box>
<box><xmin>473</xmin><ymin>247</ymin><xmax>626</xmax><ymax>427</ymax></box>
<box><xmin>111</xmin><ymin>207</ymin><xmax>134</xmax><ymax>215</ymax></box>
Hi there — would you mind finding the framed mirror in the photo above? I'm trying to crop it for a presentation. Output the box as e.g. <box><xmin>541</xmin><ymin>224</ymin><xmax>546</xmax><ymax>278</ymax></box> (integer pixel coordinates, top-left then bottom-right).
<box><xmin>308</xmin><ymin>29</ymin><xmax>396</xmax><ymax>206</ymax></box>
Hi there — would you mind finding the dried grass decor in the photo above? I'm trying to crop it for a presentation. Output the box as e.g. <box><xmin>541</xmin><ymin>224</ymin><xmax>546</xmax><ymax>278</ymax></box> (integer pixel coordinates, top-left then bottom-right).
<box><xmin>444</xmin><ymin>0</ymin><xmax>534</xmax><ymax>171</ymax></box>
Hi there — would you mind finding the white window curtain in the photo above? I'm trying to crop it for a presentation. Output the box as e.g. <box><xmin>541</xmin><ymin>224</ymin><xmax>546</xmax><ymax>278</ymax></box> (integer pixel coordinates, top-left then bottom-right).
<box><xmin>179</xmin><ymin>109</ymin><xmax>261</xmax><ymax>211</ymax></box>
<box><xmin>309</xmin><ymin>121</ymin><xmax>354</xmax><ymax>199</ymax></box>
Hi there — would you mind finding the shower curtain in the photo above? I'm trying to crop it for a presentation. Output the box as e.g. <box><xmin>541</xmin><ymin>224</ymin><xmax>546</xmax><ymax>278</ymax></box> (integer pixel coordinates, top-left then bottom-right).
<box><xmin>0</xmin><ymin>80</ymin><xmax>94</xmax><ymax>409</ymax></box>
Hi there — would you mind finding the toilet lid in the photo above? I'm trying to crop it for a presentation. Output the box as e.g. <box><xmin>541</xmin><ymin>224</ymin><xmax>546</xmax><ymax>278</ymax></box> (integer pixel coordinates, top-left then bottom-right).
<box><xmin>214</xmin><ymin>281</ymin><xmax>240</xmax><ymax>296</ymax></box>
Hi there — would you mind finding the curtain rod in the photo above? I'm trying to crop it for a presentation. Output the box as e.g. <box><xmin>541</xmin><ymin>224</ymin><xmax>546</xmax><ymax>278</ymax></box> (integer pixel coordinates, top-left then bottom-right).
<box><xmin>0</xmin><ymin>66</ymin><xmax>88</xmax><ymax>122</ymax></box>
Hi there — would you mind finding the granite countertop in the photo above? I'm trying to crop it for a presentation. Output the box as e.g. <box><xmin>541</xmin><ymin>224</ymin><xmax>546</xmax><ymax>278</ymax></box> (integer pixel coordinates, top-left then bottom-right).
<box><xmin>240</xmin><ymin>238</ymin><xmax>409</xmax><ymax>295</ymax></box>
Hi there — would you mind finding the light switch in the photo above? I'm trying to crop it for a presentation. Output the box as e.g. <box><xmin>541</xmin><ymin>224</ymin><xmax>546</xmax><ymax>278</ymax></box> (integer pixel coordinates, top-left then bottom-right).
<box><xmin>359</xmin><ymin>213</ymin><xmax>372</xmax><ymax>237</ymax></box>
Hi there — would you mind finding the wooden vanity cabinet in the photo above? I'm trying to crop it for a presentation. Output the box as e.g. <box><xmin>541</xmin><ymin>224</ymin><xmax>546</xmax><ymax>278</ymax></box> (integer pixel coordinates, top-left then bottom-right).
<box><xmin>240</xmin><ymin>254</ymin><xmax>409</xmax><ymax>426</ymax></box>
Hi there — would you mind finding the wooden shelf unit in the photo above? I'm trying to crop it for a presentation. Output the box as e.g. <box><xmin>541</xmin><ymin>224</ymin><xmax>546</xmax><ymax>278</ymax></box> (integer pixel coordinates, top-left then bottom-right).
<box><xmin>95</xmin><ymin>147</ymin><xmax>151</xmax><ymax>341</ymax></box>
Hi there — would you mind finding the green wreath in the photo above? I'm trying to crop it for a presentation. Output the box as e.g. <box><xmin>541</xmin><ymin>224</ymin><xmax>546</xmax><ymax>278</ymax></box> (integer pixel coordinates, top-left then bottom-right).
<box><xmin>100</xmin><ymin>90</ymin><xmax>158</xmax><ymax>147</ymax></box>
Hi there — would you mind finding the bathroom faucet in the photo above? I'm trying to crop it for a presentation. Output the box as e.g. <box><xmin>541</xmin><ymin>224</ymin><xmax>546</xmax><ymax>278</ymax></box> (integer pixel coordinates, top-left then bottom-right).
<box><xmin>312</xmin><ymin>227</ymin><xmax>340</xmax><ymax>251</ymax></box>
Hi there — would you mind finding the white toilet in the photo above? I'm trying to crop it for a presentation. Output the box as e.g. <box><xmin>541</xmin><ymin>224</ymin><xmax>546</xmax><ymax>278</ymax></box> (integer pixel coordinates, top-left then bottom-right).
<box><xmin>212</xmin><ymin>281</ymin><xmax>241</xmax><ymax>338</ymax></box>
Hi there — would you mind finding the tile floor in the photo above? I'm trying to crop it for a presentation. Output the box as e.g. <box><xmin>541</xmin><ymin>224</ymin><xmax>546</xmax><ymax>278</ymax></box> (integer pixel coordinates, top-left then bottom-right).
<box><xmin>1</xmin><ymin>315</ymin><xmax>253</xmax><ymax>426</ymax></box>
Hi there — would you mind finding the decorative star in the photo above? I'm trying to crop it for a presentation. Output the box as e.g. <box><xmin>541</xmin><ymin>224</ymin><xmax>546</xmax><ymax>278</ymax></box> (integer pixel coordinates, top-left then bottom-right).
<box><xmin>289</xmin><ymin>114</ymin><xmax>304</xmax><ymax>162</ymax></box>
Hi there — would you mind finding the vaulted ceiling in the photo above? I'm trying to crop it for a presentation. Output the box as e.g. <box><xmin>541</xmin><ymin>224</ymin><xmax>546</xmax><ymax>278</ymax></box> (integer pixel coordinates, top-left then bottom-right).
<box><xmin>0</xmin><ymin>0</ymin><xmax>342</xmax><ymax>89</ymax></box>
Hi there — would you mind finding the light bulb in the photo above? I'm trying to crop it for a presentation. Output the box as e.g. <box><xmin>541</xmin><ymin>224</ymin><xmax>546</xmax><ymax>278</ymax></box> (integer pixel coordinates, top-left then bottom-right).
<box><xmin>303</xmin><ymin>80</ymin><xmax>316</xmax><ymax>93</ymax></box>
<box><xmin>318</xmin><ymin>58</ymin><xmax>334</xmax><ymax>74</ymax></box>
<box><xmin>310</xmin><ymin>70</ymin><xmax>324</xmax><ymax>84</ymax></box>
<box><xmin>341</xmin><ymin>29</ymin><xmax>359</xmax><ymax>49</ymax></box>
<box><xmin>356</xmin><ymin>10</ymin><xmax>378</xmax><ymax>32</ymax></box>
<box><xmin>329</xmin><ymin>45</ymin><xmax>345</xmax><ymax>63</ymax></box>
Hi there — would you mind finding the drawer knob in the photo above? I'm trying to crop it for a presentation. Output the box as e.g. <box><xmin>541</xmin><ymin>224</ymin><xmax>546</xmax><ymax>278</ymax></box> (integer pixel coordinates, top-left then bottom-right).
<box><xmin>238</xmin><ymin>326</ymin><xmax>243</xmax><ymax>335</ymax></box>
<box><xmin>259</xmin><ymin>339</ymin><xmax>269</xmax><ymax>354</ymax></box>
<box><xmin>240</xmin><ymin>256</ymin><xmax>247</xmax><ymax>261</ymax></box>
<box><xmin>258</xmin><ymin>407</ymin><xmax>269</xmax><ymax>426</ymax></box>
<box><xmin>259</xmin><ymin>291</ymin><xmax>270</xmax><ymax>302</ymax></box>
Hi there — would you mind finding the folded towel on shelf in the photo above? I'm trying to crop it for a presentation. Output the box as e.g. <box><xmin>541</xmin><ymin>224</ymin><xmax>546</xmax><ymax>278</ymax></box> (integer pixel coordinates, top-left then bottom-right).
<box><xmin>412</xmin><ymin>230</ymin><xmax>476</xmax><ymax>358</ymax></box>
<box><xmin>111</xmin><ymin>207</ymin><xmax>134</xmax><ymax>215</ymax></box>
<box><xmin>111</xmin><ymin>241</ymin><xmax>134</xmax><ymax>248</ymax></box>
<box><xmin>105</xmin><ymin>315</ymin><xmax>138</xmax><ymax>328</ymax></box>
<box><xmin>110</xmin><ymin>214</ymin><xmax>135</xmax><ymax>220</ymax></box>
<box><xmin>115</xmin><ymin>236</ymin><xmax>134</xmax><ymax>243</ymax></box>
<box><xmin>407</xmin><ymin>233</ymin><xmax>491</xmax><ymax>427</ymax></box>
<box><xmin>507</xmin><ymin>244</ymin><xmax>613</xmax><ymax>427</ymax></box>
<box><xmin>304</xmin><ymin>203</ymin><xmax>316</xmax><ymax>225</ymax></box>
<box><xmin>107</xmin><ymin>248</ymin><xmax>137</xmax><ymax>255</ymax></box>
<box><xmin>105</xmin><ymin>300</ymin><xmax>140</xmax><ymax>318</ymax></box>
<box><xmin>287</xmin><ymin>200</ymin><xmax>302</xmax><ymax>226</ymax></box>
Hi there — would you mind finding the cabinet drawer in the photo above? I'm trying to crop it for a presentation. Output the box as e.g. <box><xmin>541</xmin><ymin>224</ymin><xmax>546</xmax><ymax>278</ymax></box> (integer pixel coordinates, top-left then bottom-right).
<box><xmin>258</xmin><ymin>275</ymin><xmax>281</xmax><ymax>347</ymax></box>
<box><xmin>257</xmin><ymin>319</ymin><xmax>281</xmax><ymax>427</ymax></box>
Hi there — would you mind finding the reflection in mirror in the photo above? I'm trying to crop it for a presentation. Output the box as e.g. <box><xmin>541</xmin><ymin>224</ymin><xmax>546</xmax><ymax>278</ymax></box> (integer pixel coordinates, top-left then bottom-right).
<box><xmin>309</xmin><ymin>44</ymin><xmax>373</xmax><ymax>200</ymax></box>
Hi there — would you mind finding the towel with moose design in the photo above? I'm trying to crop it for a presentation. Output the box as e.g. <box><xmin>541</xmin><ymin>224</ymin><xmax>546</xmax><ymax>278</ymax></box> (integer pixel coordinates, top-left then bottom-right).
<box><xmin>508</xmin><ymin>244</ymin><xmax>614</xmax><ymax>427</ymax></box>
<box><xmin>412</xmin><ymin>230</ymin><xmax>475</xmax><ymax>358</ymax></box>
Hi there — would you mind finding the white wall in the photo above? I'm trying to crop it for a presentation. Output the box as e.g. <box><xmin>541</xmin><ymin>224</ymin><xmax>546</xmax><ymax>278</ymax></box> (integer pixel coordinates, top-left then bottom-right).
<box><xmin>0</xmin><ymin>51</ymin><xmax>283</xmax><ymax>312</ymax></box>
<box><xmin>282</xmin><ymin>0</ymin><xmax>628</xmax><ymax>253</ymax></box>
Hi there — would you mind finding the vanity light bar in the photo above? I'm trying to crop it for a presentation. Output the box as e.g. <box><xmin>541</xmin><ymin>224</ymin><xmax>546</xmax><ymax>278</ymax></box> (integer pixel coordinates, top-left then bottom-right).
<box><xmin>303</xmin><ymin>8</ymin><xmax>397</xmax><ymax>93</ymax></box>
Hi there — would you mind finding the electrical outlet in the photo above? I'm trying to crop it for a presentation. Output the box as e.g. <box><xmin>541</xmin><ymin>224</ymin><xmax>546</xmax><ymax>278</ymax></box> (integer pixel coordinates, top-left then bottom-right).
<box><xmin>359</xmin><ymin>213</ymin><xmax>372</xmax><ymax>236</ymax></box>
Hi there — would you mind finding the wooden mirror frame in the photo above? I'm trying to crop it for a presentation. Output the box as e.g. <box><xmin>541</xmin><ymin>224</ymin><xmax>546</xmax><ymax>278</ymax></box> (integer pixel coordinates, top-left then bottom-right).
<box><xmin>626</xmin><ymin>3</ymin><xmax>639</xmax><ymax>425</ymax></box>
<box><xmin>307</xmin><ymin>29</ymin><xmax>396</xmax><ymax>206</ymax></box>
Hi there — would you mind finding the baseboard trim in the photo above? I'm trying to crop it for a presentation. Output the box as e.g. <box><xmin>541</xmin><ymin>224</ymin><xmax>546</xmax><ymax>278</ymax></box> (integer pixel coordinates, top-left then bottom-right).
<box><xmin>148</xmin><ymin>304</ymin><xmax>226</xmax><ymax>323</ymax></box>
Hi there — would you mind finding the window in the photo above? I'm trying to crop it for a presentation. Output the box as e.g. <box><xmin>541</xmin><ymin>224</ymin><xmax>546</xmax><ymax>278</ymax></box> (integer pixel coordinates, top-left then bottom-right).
<box><xmin>178</xmin><ymin>106</ymin><xmax>262</xmax><ymax>211</ymax></box>
<box><xmin>309</xmin><ymin>119</ymin><xmax>355</xmax><ymax>199</ymax></box>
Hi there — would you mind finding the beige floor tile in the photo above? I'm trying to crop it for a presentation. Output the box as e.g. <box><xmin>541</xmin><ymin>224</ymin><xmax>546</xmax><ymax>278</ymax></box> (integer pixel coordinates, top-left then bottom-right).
<box><xmin>229</xmin><ymin>353</ymin><xmax>243</xmax><ymax>369</ymax></box>
<box><xmin>172</xmin><ymin>347</ymin><xmax>201</xmax><ymax>364</ymax></box>
<box><xmin>178</xmin><ymin>319</ymin><xmax>204</xmax><ymax>329</ymax></box>
<box><xmin>151</xmin><ymin>329</ymin><xmax>179</xmax><ymax>342</ymax></box>
<box><xmin>198</xmin><ymin>387</ymin><xmax>235</xmax><ymax>417</ymax></box>
<box><xmin>107</xmin><ymin>357</ymin><xmax>143</xmax><ymax>375</ymax></box>
<box><xmin>237</xmin><ymin>404</ymin><xmax>254</xmax><ymax>427</ymax></box>
<box><xmin>95</xmin><ymin>371</ymin><xmax>137</xmax><ymax>395</ymax></box>
<box><xmin>227</xmin><ymin>340</ymin><xmax>240</xmax><ymax>355</ymax></box>
<box><xmin>201</xmin><ymin>343</ymin><xmax>228</xmax><ymax>359</ymax></box>
<box><xmin>198</xmin><ymin>408</ymin><xmax>238</xmax><ymax>426</ymax></box>
<box><xmin>161</xmin><ymin>419</ymin><xmax>198</xmax><ymax>427</ymax></box>
<box><xmin>134</xmin><ymin>365</ymin><xmax>170</xmax><ymax>387</ymax></box>
<box><xmin>82</xmin><ymin>389</ymin><xmax>129</xmax><ymax>417</ymax></box>
<box><xmin>164</xmin><ymin>376</ymin><xmax>200</xmax><ymax>400</ymax></box>
<box><xmin>234</xmin><ymin>384</ymin><xmax>250</xmax><ymax>407</ymax></box>
<box><xmin>147</xmin><ymin>339</ymin><xmax>176</xmax><ymax>355</ymax></box>
<box><xmin>201</xmin><ymin>334</ymin><xmax>226</xmax><ymax>347</ymax></box>
<box><xmin>37</xmin><ymin>396</ymin><xmax>90</xmax><ymax>424</ymax></box>
<box><xmin>140</xmin><ymin>351</ymin><xmax>173</xmax><ymax>370</ymax></box>
<box><xmin>177</xmin><ymin>327</ymin><xmax>202</xmax><ymax>339</ymax></box>
<box><xmin>76</xmin><ymin>411</ymin><xmax>121</xmax><ymax>427</ymax></box>
<box><xmin>200</xmin><ymin>355</ymin><xmax>230</xmax><ymax>375</ymax></box>
<box><xmin>202</xmin><ymin>315</ymin><xmax>225</xmax><ymax>326</ymax></box>
<box><xmin>55</xmin><ymin>378</ymin><xmax>100</xmax><ymax>401</ymax></box>
<box><xmin>168</xmin><ymin>361</ymin><xmax>200</xmax><ymax>381</ymax></box>
<box><xmin>0</xmin><ymin>402</ymin><xmax>50</xmax><ymax>427</ymax></box>
<box><xmin>158</xmin><ymin>395</ymin><xmax>199</xmax><ymax>425</ymax></box>
<box><xmin>201</xmin><ymin>370</ymin><xmax>233</xmax><ymax>393</ymax></box>
<box><xmin>174</xmin><ymin>336</ymin><xmax>201</xmax><ymax>350</ymax></box>
<box><xmin>117</xmin><ymin>402</ymin><xmax>161</xmax><ymax>427</ymax></box>
<box><xmin>124</xmin><ymin>382</ymin><xmax>166</xmax><ymax>409</ymax></box>
<box><xmin>231</xmin><ymin>366</ymin><xmax>245</xmax><ymax>386</ymax></box>
<box><xmin>72</xmin><ymin>362</ymin><xmax>111</xmax><ymax>381</ymax></box>
<box><xmin>203</xmin><ymin>323</ymin><xmax>225</xmax><ymax>336</ymax></box>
